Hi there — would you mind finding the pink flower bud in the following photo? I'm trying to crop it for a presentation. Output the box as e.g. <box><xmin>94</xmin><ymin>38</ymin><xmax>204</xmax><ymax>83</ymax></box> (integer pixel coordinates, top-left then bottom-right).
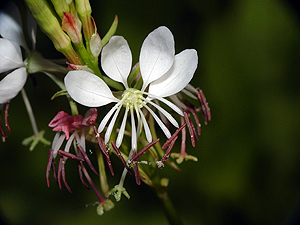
<box><xmin>62</xmin><ymin>12</ymin><xmax>82</xmax><ymax>45</ymax></box>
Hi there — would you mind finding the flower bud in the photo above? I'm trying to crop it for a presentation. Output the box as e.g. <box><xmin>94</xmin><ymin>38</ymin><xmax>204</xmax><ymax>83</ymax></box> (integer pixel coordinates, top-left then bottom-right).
<box><xmin>62</xmin><ymin>12</ymin><xmax>82</xmax><ymax>45</ymax></box>
<box><xmin>74</xmin><ymin>0</ymin><xmax>93</xmax><ymax>41</ymax></box>
<box><xmin>50</xmin><ymin>0</ymin><xmax>70</xmax><ymax>19</ymax></box>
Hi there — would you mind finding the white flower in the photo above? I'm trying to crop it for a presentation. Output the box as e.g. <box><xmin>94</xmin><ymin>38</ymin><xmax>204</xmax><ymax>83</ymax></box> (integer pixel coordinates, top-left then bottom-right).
<box><xmin>65</xmin><ymin>26</ymin><xmax>198</xmax><ymax>150</ymax></box>
<box><xmin>0</xmin><ymin>3</ymin><xmax>36</xmax><ymax>104</ymax></box>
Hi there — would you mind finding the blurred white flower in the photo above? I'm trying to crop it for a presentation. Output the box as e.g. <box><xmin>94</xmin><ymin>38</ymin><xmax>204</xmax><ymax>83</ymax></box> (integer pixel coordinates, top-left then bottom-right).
<box><xmin>0</xmin><ymin>2</ymin><xmax>36</xmax><ymax>104</ymax></box>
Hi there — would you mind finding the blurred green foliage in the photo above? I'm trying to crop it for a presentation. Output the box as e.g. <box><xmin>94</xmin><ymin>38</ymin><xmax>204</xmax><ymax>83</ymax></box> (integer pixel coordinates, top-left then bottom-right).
<box><xmin>1</xmin><ymin>0</ymin><xmax>300</xmax><ymax>224</ymax></box>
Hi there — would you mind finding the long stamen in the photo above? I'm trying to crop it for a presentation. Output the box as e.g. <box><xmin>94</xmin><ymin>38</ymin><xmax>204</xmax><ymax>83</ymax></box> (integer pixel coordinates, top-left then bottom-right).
<box><xmin>139</xmin><ymin>109</ymin><xmax>152</xmax><ymax>143</ymax></box>
<box><xmin>186</xmin><ymin>107</ymin><xmax>201</xmax><ymax>136</ymax></box>
<box><xmin>169</xmin><ymin>95</ymin><xmax>187</xmax><ymax>109</ymax></box>
<box><xmin>98</xmin><ymin>101</ymin><xmax>122</xmax><ymax>133</ymax></box>
<box><xmin>57</xmin><ymin>150</ymin><xmax>84</xmax><ymax>161</ymax></box>
<box><xmin>4</xmin><ymin>102</ymin><xmax>10</xmax><ymax>133</ymax></box>
<box><xmin>162</xmin><ymin>123</ymin><xmax>186</xmax><ymax>149</ymax></box>
<box><xmin>128</xmin><ymin>139</ymin><xmax>160</xmax><ymax>163</ymax></box>
<box><xmin>64</xmin><ymin>132</ymin><xmax>76</xmax><ymax>153</ymax></box>
<box><xmin>143</xmin><ymin>104</ymin><xmax>171</xmax><ymax>138</ymax></box>
<box><xmin>145</xmin><ymin>92</ymin><xmax>183</xmax><ymax>116</ymax></box>
<box><xmin>60</xmin><ymin>159</ymin><xmax>72</xmax><ymax>193</ymax></box>
<box><xmin>105</xmin><ymin>104</ymin><xmax>122</xmax><ymax>144</ymax></box>
<box><xmin>46</xmin><ymin>149</ymin><xmax>57</xmax><ymax>187</ymax></box>
<box><xmin>134</xmin><ymin>103</ymin><xmax>142</xmax><ymax>137</ymax></box>
<box><xmin>130</xmin><ymin>108</ymin><xmax>137</xmax><ymax>151</ymax></box>
<box><xmin>145</xmin><ymin>99</ymin><xmax>179</xmax><ymax>128</ymax></box>
<box><xmin>111</xmin><ymin>141</ymin><xmax>132</xmax><ymax>174</ymax></box>
<box><xmin>196</xmin><ymin>88</ymin><xmax>211</xmax><ymax>124</ymax></box>
<box><xmin>183</xmin><ymin>111</ymin><xmax>196</xmax><ymax>147</ymax></box>
<box><xmin>80</xmin><ymin>162</ymin><xmax>106</xmax><ymax>204</ymax></box>
<box><xmin>77</xmin><ymin>144</ymin><xmax>99</xmax><ymax>176</ymax></box>
<box><xmin>94</xmin><ymin>127</ymin><xmax>114</xmax><ymax>176</ymax></box>
<box><xmin>180</xmin><ymin>117</ymin><xmax>187</xmax><ymax>155</ymax></box>
<box><xmin>157</xmin><ymin>136</ymin><xmax>178</xmax><ymax>169</ymax></box>
<box><xmin>52</xmin><ymin>133</ymin><xmax>66</xmax><ymax>157</ymax></box>
<box><xmin>181</xmin><ymin>88</ymin><xmax>197</xmax><ymax>99</ymax></box>
<box><xmin>116</xmin><ymin>107</ymin><xmax>129</xmax><ymax>147</ymax></box>
<box><xmin>78</xmin><ymin>163</ymin><xmax>90</xmax><ymax>189</ymax></box>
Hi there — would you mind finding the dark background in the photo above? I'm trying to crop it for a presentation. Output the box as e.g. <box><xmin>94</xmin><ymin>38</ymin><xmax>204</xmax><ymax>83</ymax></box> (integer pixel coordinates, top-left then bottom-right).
<box><xmin>1</xmin><ymin>0</ymin><xmax>300</xmax><ymax>224</ymax></box>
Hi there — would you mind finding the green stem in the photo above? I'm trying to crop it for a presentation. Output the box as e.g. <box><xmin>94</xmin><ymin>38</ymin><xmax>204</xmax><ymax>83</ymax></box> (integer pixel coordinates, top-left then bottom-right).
<box><xmin>73</xmin><ymin>42</ymin><xmax>102</xmax><ymax>77</ymax></box>
<box><xmin>95</xmin><ymin>147</ymin><xmax>109</xmax><ymax>197</ymax></box>
<box><xmin>152</xmin><ymin>183</ymin><xmax>184</xmax><ymax>225</ymax></box>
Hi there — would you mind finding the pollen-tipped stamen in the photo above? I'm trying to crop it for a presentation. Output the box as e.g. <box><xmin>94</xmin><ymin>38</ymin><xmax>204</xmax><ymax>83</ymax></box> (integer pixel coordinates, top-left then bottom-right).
<box><xmin>4</xmin><ymin>102</ymin><xmax>10</xmax><ymax>133</ymax></box>
<box><xmin>111</xmin><ymin>142</ymin><xmax>132</xmax><ymax>174</ymax></box>
<box><xmin>158</xmin><ymin>136</ymin><xmax>178</xmax><ymax>169</ymax></box>
<box><xmin>132</xmin><ymin>150</ymin><xmax>141</xmax><ymax>185</ymax></box>
<box><xmin>57</xmin><ymin>157</ymin><xmax>72</xmax><ymax>192</ymax></box>
<box><xmin>128</xmin><ymin>139</ymin><xmax>160</xmax><ymax>163</ymax></box>
<box><xmin>46</xmin><ymin>149</ymin><xmax>57</xmax><ymax>187</ymax></box>
<box><xmin>185</xmin><ymin>107</ymin><xmax>201</xmax><ymax>136</ymax></box>
<box><xmin>94</xmin><ymin>127</ymin><xmax>114</xmax><ymax>176</ymax></box>
<box><xmin>78</xmin><ymin>163</ymin><xmax>90</xmax><ymax>189</ymax></box>
<box><xmin>183</xmin><ymin>111</ymin><xmax>196</xmax><ymax>147</ymax></box>
<box><xmin>80</xmin><ymin>161</ymin><xmax>106</xmax><ymax>205</ymax></box>
<box><xmin>196</xmin><ymin>88</ymin><xmax>211</xmax><ymax>125</ymax></box>
<box><xmin>162</xmin><ymin>123</ymin><xmax>186</xmax><ymax>149</ymax></box>
<box><xmin>57</xmin><ymin>150</ymin><xmax>84</xmax><ymax>161</ymax></box>
<box><xmin>77</xmin><ymin>144</ymin><xmax>99</xmax><ymax>176</ymax></box>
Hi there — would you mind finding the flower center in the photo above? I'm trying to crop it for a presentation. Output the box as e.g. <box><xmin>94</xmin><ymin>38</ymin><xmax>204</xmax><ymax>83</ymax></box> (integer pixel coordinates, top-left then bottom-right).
<box><xmin>121</xmin><ymin>88</ymin><xmax>144</xmax><ymax>109</ymax></box>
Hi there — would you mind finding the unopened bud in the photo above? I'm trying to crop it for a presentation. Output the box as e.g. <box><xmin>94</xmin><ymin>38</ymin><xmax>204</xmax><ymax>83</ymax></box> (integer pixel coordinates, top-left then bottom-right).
<box><xmin>75</xmin><ymin>0</ymin><xmax>93</xmax><ymax>41</ymax></box>
<box><xmin>62</xmin><ymin>12</ymin><xmax>82</xmax><ymax>45</ymax></box>
<box><xmin>50</xmin><ymin>0</ymin><xmax>70</xmax><ymax>19</ymax></box>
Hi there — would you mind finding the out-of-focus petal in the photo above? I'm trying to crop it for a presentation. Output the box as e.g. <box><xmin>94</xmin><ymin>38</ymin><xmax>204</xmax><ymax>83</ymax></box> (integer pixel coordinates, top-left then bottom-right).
<box><xmin>27</xmin><ymin>9</ymin><xmax>37</xmax><ymax>49</ymax></box>
<box><xmin>0</xmin><ymin>39</ymin><xmax>24</xmax><ymax>73</ymax></box>
<box><xmin>0</xmin><ymin>67</ymin><xmax>27</xmax><ymax>104</ymax></box>
<box><xmin>148</xmin><ymin>49</ymin><xmax>198</xmax><ymax>97</ymax></box>
<box><xmin>0</xmin><ymin>2</ymin><xmax>28</xmax><ymax>51</ymax></box>
<box><xmin>101</xmin><ymin>36</ymin><xmax>132</xmax><ymax>88</ymax></box>
<box><xmin>65</xmin><ymin>70</ymin><xmax>119</xmax><ymax>107</ymax></box>
<box><xmin>139</xmin><ymin>26</ymin><xmax>175</xmax><ymax>90</ymax></box>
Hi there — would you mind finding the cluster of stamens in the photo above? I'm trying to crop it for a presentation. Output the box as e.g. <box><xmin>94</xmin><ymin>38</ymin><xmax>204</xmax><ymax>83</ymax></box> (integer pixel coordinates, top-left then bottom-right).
<box><xmin>121</xmin><ymin>88</ymin><xmax>144</xmax><ymax>109</ymax></box>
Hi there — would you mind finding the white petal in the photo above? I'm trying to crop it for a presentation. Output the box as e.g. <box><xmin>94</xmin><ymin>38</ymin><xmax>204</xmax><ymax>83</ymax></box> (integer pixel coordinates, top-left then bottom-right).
<box><xmin>90</xmin><ymin>33</ymin><xmax>102</xmax><ymax>58</ymax></box>
<box><xmin>148</xmin><ymin>49</ymin><xmax>198</xmax><ymax>97</ymax></box>
<box><xmin>140</xmin><ymin>26</ymin><xmax>175</xmax><ymax>90</ymax></box>
<box><xmin>64</xmin><ymin>70</ymin><xmax>119</xmax><ymax>107</ymax></box>
<box><xmin>116</xmin><ymin>107</ymin><xmax>129</xmax><ymax>147</ymax></box>
<box><xmin>101</xmin><ymin>36</ymin><xmax>132</xmax><ymax>87</ymax></box>
<box><xmin>27</xmin><ymin>9</ymin><xmax>37</xmax><ymax>50</ymax></box>
<box><xmin>0</xmin><ymin>39</ymin><xmax>24</xmax><ymax>73</ymax></box>
<box><xmin>0</xmin><ymin>67</ymin><xmax>27</xmax><ymax>104</ymax></box>
<box><xmin>0</xmin><ymin>3</ymin><xmax>28</xmax><ymax>51</ymax></box>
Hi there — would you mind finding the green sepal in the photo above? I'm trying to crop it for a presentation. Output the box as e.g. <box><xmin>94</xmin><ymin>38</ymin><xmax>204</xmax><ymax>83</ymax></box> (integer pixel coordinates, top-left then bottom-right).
<box><xmin>51</xmin><ymin>90</ymin><xmax>68</xmax><ymax>100</ymax></box>
<box><xmin>102</xmin><ymin>15</ymin><xmax>118</xmax><ymax>47</ymax></box>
